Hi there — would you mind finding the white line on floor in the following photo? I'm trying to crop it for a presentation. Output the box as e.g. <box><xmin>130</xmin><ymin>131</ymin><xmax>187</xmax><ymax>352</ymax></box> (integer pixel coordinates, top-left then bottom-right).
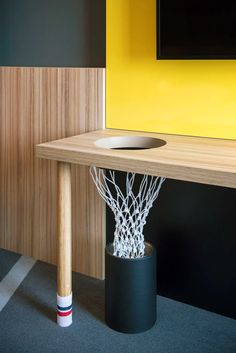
<box><xmin>0</xmin><ymin>256</ymin><xmax>36</xmax><ymax>312</ymax></box>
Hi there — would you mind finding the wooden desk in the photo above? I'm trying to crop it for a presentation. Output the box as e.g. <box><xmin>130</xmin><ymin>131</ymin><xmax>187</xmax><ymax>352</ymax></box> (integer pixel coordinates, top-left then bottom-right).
<box><xmin>36</xmin><ymin>129</ymin><xmax>236</xmax><ymax>326</ymax></box>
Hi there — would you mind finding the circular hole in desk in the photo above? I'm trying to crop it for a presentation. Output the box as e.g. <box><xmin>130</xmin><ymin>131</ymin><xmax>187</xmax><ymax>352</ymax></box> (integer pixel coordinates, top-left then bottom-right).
<box><xmin>95</xmin><ymin>136</ymin><xmax>166</xmax><ymax>150</ymax></box>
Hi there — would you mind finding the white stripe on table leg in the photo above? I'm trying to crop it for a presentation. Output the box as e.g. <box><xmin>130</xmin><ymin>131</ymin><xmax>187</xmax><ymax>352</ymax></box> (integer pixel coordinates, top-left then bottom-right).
<box><xmin>0</xmin><ymin>256</ymin><xmax>36</xmax><ymax>312</ymax></box>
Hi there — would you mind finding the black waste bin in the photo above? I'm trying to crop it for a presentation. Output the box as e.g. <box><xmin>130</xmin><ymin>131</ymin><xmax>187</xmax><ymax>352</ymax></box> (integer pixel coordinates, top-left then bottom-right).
<box><xmin>105</xmin><ymin>242</ymin><xmax>157</xmax><ymax>333</ymax></box>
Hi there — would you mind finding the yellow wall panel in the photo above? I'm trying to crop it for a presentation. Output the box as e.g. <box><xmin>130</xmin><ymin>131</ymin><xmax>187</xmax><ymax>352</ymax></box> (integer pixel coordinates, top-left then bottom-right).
<box><xmin>106</xmin><ymin>0</ymin><xmax>236</xmax><ymax>140</ymax></box>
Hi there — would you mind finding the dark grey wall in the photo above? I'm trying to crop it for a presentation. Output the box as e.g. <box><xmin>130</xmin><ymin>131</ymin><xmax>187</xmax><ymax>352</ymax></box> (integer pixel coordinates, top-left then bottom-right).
<box><xmin>0</xmin><ymin>0</ymin><xmax>105</xmax><ymax>67</ymax></box>
<box><xmin>107</xmin><ymin>174</ymin><xmax>236</xmax><ymax>320</ymax></box>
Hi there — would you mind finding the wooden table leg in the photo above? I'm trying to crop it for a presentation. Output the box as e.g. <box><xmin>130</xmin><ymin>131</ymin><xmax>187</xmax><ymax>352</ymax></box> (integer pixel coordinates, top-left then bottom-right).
<box><xmin>57</xmin><ymin>162</ymin><xmax>72</xmax><ymax>327</ymax></box>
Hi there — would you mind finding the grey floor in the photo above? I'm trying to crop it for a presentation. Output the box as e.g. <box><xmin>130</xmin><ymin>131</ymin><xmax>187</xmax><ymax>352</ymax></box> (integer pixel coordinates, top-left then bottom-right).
<box><xmin>0</xmin><ymin>249</ymin><xmax>236</xmax><ymax>353</ymax></box>
<box><xmin>0</xmin><ymin>249</ymin><xmax>20</xmax><ymax>281</ymax></box>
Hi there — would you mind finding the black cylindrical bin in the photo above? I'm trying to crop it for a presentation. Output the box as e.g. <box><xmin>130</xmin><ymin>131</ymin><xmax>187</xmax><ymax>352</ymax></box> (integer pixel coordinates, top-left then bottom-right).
<box><xmin>105</xmin><ymin>242</ymin><xmax>157</xmax><ymax>333</ymax></box>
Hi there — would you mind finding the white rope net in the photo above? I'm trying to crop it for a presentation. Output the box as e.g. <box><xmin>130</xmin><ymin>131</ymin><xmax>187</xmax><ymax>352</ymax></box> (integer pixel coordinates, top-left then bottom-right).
<box><xmin>90</xmin><ymin>166</ymin><xmax>165</xmax><ymax>259</ymax></box>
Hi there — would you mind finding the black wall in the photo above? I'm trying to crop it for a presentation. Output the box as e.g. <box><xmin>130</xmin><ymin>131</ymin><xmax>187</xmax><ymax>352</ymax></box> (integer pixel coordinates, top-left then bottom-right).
<box><xmin>0</xmin><ymin>0</ymin><xmax>106</xmax><ymax>67</ymax></box>
<box><xmin>107</xmin><ymin>174</ymin><xmax>236</xmax><ymax>319</ymax></box>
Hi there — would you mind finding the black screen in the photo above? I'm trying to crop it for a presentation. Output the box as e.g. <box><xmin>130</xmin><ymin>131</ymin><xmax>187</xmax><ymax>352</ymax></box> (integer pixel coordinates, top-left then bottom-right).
<box><xmin>157</xmin><ymin>0</ymin><xmax>236</xmax><ymax>59</ymax></box>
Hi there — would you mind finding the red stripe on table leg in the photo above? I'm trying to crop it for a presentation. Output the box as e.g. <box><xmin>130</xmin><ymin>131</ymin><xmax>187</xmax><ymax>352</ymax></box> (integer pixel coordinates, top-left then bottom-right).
<box><xmin>57</xmin><ymin>309</ymin><xmax>72</xmax><ymax>317</ymax></box>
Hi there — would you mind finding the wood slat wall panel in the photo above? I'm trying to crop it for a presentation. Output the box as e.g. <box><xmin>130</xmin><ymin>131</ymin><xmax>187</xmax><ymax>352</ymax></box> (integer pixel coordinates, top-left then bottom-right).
<box><xmin>0</xmin><ymin>67</ymin><xmax>105</xmax><ymax>279</ymax></box>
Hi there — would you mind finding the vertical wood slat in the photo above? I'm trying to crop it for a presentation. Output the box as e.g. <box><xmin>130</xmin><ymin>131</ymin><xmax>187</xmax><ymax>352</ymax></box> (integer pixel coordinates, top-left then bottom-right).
<box><xmin>0</xmin><ymin>67</ymin><xmax>105</xmax><ymax>279</ymax></box>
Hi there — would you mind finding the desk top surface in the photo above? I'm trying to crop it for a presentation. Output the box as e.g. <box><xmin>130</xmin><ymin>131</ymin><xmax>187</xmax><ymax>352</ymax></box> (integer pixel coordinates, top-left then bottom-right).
<box><xmin>36</xmin><ymin>129</ymin><xmax>236</xmax><ymax>188</ymax></box>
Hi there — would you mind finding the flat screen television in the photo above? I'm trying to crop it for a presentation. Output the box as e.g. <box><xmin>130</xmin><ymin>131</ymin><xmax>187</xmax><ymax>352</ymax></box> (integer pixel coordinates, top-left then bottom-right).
<box><xmin>157</xmin><ymin>0</ymin><xmax>236</xmax><ymax>59</ymax></box>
